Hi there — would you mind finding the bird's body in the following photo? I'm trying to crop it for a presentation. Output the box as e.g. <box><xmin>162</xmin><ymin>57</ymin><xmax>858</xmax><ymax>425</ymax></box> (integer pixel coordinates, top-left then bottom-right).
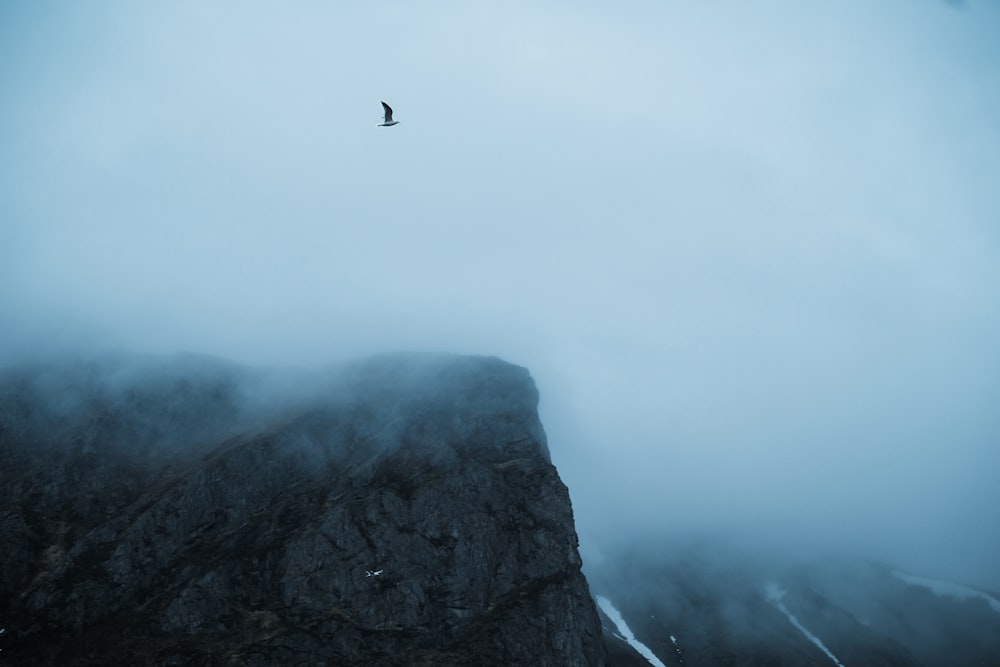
<box><xmin>378</xmin><ymin>101</ymin><xmax>399</xmax><ymax>127</ymax></box>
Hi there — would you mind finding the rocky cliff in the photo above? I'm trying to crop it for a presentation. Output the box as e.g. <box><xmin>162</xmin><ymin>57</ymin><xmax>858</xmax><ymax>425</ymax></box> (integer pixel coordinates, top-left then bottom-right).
<box><xmin>0</xmin><ymin>353</ymin><xmax>607</xmax><ymax>666</ymax></box>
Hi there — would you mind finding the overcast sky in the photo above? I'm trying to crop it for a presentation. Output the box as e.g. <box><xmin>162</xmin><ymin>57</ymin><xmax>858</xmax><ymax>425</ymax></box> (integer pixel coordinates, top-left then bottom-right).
<box><xmin>3</xmin><ymin>1</ymin><xmax>999</xmax><ymax>588</ymax></box>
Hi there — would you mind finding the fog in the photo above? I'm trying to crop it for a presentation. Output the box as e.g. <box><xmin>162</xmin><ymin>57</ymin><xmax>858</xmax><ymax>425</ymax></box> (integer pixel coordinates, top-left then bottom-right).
<box><xmin>3</xmin><ymin>1</ymin><xmax>999</xmax><ymax>589</ymax></box>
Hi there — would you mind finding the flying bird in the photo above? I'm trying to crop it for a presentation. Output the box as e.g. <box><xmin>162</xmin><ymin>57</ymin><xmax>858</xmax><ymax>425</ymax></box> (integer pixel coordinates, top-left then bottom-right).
<box><xmin>378</xmin><ymin>101</ymin><xmax>399</xmax><ymax>127</ymax></box>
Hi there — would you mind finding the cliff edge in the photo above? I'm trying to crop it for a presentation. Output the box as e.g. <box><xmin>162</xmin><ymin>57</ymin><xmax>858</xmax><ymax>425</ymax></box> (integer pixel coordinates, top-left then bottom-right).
<box><xmin>0</xmin><ymin>352</ymin><xmax>606</xmax><ymax>666</ymax></box>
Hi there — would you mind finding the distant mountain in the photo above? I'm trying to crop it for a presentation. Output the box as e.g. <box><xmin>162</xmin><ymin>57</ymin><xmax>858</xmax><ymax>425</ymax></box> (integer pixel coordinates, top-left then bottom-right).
<box><xmin>589</xmin><ymin>542</ymin><xmax>1000</xmax><ymax>666</ymax></box>
<box><xmin>0</xmin><ymin>353</ymin><xmax>606</xmax><ymax>666</ymax></box>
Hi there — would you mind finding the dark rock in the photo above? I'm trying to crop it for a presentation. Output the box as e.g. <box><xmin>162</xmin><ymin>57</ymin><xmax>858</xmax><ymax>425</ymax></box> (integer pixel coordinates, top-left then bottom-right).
<box><xmin>591</xmin><ymin>541</ymin><xmax>1000</xmax><ymax>667</ymax></box>
<box><xmin>0</xmin><ymin>352</ymin><xmax>606</xmax><ymax>666</ymax></box>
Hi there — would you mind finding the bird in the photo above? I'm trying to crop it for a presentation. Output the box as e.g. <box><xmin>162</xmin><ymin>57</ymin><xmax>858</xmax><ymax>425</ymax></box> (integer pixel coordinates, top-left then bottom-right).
<box><xmin>378</xmin><ymin>101</ymin><xmax>399</xmax><ymax>127</ymax></box>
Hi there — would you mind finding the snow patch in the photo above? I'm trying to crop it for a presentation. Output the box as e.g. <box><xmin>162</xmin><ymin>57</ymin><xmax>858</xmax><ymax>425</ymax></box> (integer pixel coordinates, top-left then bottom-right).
<box><xmin>893</xmin><ymin>570</ymin><xmax>1000</xmax><ymax>613</ymax></box>
<box><xmin>765</xmin><ymin>583</ymin><xmax>846</xmax><ymax>667</ymax></box>
<box><xmin>668</xmin><ymin>632</ymin><xmax>684</xmax><ymax>664</ymax></box>
<box><xmin>596</xmin><ymin>596</ymin><xmax>667</xmax><ymax>667</ymax></box>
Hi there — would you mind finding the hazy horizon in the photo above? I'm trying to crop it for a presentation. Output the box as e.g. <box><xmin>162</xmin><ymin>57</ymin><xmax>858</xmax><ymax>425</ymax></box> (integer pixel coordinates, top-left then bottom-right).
<box><xmin>3</xmin><ymin>1</ymin><xmax>999</xmax><ymax>589</ymax></box>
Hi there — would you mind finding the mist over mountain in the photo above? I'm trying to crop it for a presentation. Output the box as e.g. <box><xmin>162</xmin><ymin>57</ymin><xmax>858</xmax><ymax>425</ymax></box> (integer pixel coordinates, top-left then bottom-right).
<box><xmin>4</xmin><ymin>352</ymin><xmax>998</xmax><ymax>665</ymax></box>
<box><xmin>0</xmin><ymin>353</ymin><xmax>605</xmax><ymax>665</ymax></box>
<box><xmin>589</xmin><ymin>538</ymin><xmax>1000</xmax><ymax>666</ymax></box>
<box><xmin>2</xmin><ymin>1</ymin><xmax>999</xmax><ymax>664</ymax></box>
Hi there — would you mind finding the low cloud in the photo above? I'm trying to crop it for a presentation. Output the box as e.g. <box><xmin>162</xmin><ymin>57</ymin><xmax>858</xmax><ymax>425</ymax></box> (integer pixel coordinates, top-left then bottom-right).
<box><xmin>3</xmin><ymin>1</ymin><xmax>999</xmax><ymax>589</ymax></box>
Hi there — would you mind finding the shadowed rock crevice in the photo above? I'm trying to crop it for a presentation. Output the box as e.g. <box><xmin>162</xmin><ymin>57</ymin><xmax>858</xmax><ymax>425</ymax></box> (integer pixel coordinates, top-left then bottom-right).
<box><xmin>0</xmin><ymin>352</ymin><xmax>606</xmax><ymax>666</ymax></box>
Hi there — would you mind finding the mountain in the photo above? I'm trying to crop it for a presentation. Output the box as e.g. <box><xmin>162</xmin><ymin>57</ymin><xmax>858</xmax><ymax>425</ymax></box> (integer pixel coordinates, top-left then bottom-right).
<box><xmin>0</xmin><ymin>352</ymin><xmax>607</xmax><ymax>666</ymax></box>
<box><xmin>4</xmin><ymin>351</ymin><xmax>998</xmax><ymax>666</ymax></box>
<box><xmin>588</xmin><ymin>541</ymin><xmax>1000</xmax><ymax>667</ymax></box>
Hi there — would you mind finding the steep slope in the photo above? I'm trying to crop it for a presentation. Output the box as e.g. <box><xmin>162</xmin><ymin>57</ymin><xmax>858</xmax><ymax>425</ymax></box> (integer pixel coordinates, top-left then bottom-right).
<box><xmin>0</xmin><ymin>353</ymin><xmax>606</xmax><ymax>666</ymax></box>
<box><xmin>590</xmin><ymin>542</ymin><xmax>1000</xmax><ymax>667</ymax></box>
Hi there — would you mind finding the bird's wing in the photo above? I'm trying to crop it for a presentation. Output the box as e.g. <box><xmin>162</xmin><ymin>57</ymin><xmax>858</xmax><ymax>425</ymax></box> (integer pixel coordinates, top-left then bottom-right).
<box><xmin>381</xmin><ymin>101</ymin><xmax>394</xmax><ymax>121</ymax></box>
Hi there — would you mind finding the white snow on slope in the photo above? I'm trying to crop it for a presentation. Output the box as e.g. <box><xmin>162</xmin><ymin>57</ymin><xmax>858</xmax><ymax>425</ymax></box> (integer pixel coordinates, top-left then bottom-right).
<box><xmin>596</xmin><ymin>596</ymin><xmax>667</xmax><ymax>667</ymax></box>
<box><xmin>668</xmin><ymin>633</ymin><xmax>684</xmax><ymax>663</ymax></box>
<box><xmin>766</xmin><ymin>583</ymin><xmax>846</xmax><ymax>667</ymax></box>
<box><xmin>893</xmin><ymin>570</ymin><xmax>1000</xmax><ymax>613</ymax></box>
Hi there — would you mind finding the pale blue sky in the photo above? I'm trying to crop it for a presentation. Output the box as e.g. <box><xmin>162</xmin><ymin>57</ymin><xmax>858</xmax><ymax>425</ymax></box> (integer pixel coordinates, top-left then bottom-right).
<box><xmin>3</xmin><ymin>1</ymin><xmax>999</xmax><ymax>586</ymax></box>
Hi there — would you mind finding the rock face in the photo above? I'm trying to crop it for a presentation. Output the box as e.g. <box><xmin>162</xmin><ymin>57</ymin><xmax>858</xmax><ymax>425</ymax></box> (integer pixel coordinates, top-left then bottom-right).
<box><xmin>589</xmin><ymin>542</ymin><xmax>1000</xmax><ymax>667</ymax></box>
<box><xmin>0</xmin><ymin>353</ymin><xmax>607</xmax><ymax>666</ymax></box>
